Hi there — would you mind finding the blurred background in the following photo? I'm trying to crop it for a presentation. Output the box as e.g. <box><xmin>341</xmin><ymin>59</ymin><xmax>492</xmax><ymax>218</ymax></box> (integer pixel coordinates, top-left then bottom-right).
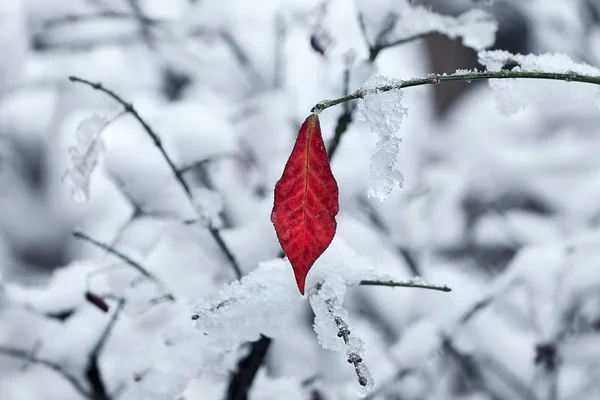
<box><xmin>1</xmin><ymin>0</ymin><xmax>600</xmax><ymax>399</ymax></box>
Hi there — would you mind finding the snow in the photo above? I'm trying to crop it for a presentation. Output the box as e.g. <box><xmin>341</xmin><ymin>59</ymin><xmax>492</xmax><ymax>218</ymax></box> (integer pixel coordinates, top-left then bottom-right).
<box><xmin>309</xmin><ymin>281</ymin><xmax>373</xmax><ymax>396</ymax></box>
<box><xmin>191</xmin><ymin>237</ymin><xmax>375</xmax><ymax>349</ymax></box>
<box><xmin>389</xmin><ymin>319</ymin><xmax>441</xmax><ymax>367</ymax></box>
<box><xmin>478</xmin><ymin>50</ymin><xmax>600</xmax><ymax>115</ymax></box>
<box><xmin>62</xmin><ymin>114</ymin><xmax>110</xmax><ymax>203</ymax></box>
<box><xmin>357</xmin><ymin>0</ymin><xmax>497</xmax><ymax>51</ymax></box>
<box><xmin>249</xmin><ymin>372</ymin><xmax>305</xmax><ymax>400</ymax></box>
<box><xmin>0</xmin><ymin>0</ymin><xmax>27</xmax><ymax>90</ymax></box>
<box><xmin>357</xmin><ymin>75</ymin><xmax>407</xmax><ymax>200</ymax></box>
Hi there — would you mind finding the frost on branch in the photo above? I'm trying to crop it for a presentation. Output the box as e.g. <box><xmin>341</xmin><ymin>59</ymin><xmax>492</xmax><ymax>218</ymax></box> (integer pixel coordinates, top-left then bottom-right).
<box><xmin>192</xmin><ymin>237</ymin><xmax>375</xmax><ymax>350</ymax></box>
<box><xmin>62</xmin><ymin>114</ymin><xmax>109</xmax><ymax>203</ymax></box>
<box><xmin>192</xmin><ymin>257</ymin><xmax>300</xmax><ymax>350</ymax></box>
<box><xmin>358</xmin><ymin>0</ymin><xmax>497</xmax><ymax>51</ymax></box>
<box><xmin>191</xmin><ymin>237</ymin><xmax>378</xmax><ymax>395</ymax></box>
<box><xmin>357</xmin><ymin>76</ymin><xmax>407</xmax><ymax>201</ymax></box>
<box><xmin>309</xmin><ymin>282</ymin><xmax>374</xmax><ymax>396</ymax></box>
<box><xmin>478</xmin><ymin>50</ymin><xmax>600</xmax><ymax>114</ymax></box>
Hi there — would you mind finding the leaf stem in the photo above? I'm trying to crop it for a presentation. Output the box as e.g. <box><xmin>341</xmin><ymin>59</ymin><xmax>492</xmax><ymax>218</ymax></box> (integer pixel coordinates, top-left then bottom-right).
<box><xmin>312</xmin><ymin>70</ymin><xmax>600</xmax><ymax>114</ymax></box>
<box><xmin>359</xmin><ymin>279</ymin><xmax>451</xmax><ymax>292</ymax></box>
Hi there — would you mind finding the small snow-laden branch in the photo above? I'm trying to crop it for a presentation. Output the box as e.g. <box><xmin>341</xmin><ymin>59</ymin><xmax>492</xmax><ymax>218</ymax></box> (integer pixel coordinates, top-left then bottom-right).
<box><xmin>191</xmin><ymin>238</ymin><xmax>375</xmax><ymax>348</ymax></box>
<box><xmin>357</xmin><ymin>76</ymin><xmax>408</xmax><ymax>201</ymax></box>
<box><xmin>191</xmin><ymin>237</ymin><xmax>451</xmax><ymax>346</ymax></box>
<box><xmin>62</xmin><ymin>112</ymin><xmax>124</xmax><ymax>203</ymax></box>
<box><xmin>313</xmin><ymin>69</ymin><xmax>600</xmax><ymax>115</ymax></box>
<box><xmin>309</xmin><ymin>281</ymin><xmax>374</xmax><ymax>396</ymax></box>
<box><xmin>357</xmin><ymin>0</ymin><xmax>497</xmax><ymax>54</ymax></box>
<box><xmin>190</xmin><ymin>237</ymin><xmax>453</xmax><ymax>398</ymax></box>
<box><xmin>478</xmin><ymin>50</ymin><xmax>600</xmax><ymax>115</ymax></box>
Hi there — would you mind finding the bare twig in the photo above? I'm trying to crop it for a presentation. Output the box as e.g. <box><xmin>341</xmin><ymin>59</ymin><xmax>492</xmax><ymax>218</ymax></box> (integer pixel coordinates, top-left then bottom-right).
<box><xmin>327</xmin><ymin>58</ymin><xmax>354</xmax><ymax>161</ymax></box>
<box><xmin>126</xmin><ymin>0</ymin><xmax>155</xmax><ymax>48</ymax></box>
<box><xmin>73</xmin><ymin>229</ymin><xmax>167</xmax><ymax>287</ymax></box>
<box><xmin>458</xmin><ymin>296</ymin><xmax>493</xmax><ymax>324</ymax></box>
<box><xmin>0</xmin><ymin>345</ymin><xmax>91</xmax><ymax>398</ymax></box>
<box><xmin>367</xmin><ymin>12</ymin><xmax>399</xmax><ymax>62</ymax></box>
<box><xmin>273</xmin><ymin>13</ymin><xmax>286</xmax><ymax>89</ymax></box>
<box><xmin>356</xmin><ymin>195</ymin><xmax>422</xmax><ymax>276</ymax></box>
<box><xmin>42</xmin><ymin>10</ymin><xmax>161</xmax><ymax>30</ymax></box>
<box><xmin>369</xmin><ymin>32</ymin><xmax>433</xmax><ymax>61</ymax></box>
<box><xmin>74</xmin><ymin>230</ymin><xmax>176</xmax><ymax>310</ymax></box>
<box><xmin>218</xmin><ymin>30</ymin><xmax>264</xmax><ymax>89</ymax></box>
<box><xmin>68</xmin><ymin>76</ymin><xmax>242</xmax><ymax>279</ymax></box>
<box><xmin>68</xmin><ymin>77</ymin><xmax>185</xmax><ymax>191</ymax></box>
<box><xmin>178</xmin><ymin>153</ymin><xmax>242</xmax><ymax>175</ymax></box>
<box><xmin>326</xmin><ymin>12</ymin><xmax>421</xmax><ymax>160</ymax></box>
<box><xmin>359</xmin><ymin>279</ymin><xmax>451</xmax><ymax>292</ymax></box>
<box><xmin>356</xmin><ymin>11</ymin><xmax>371</xmax><ymax>49</ymax></box>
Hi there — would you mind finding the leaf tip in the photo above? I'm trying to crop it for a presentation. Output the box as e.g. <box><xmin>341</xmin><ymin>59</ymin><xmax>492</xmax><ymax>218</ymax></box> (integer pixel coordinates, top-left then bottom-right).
<box><xmin>296</xmin><ymin>274</ymin><xmax>306</xmax><ymax>295</ymax></box>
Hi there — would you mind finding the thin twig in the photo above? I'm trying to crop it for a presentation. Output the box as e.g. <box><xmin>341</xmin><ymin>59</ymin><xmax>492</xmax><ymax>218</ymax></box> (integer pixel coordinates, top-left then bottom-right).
<box><xmin>73</xmin><ymin>230</ymin><xmax>170</xmax><ymax>295</ymax></box>
<box><xmin>42</xmin><ymin>10</ymin><xmax>161</xmax><ymax>30</ymax></box>
<box><xmin>327</xmin><ymin>60</ymin><xmax>354</xmax><ymax>161</ymax></box>
<box><xmin>327</xmin><ymin>15</ymin><xmax>424</xmax><ymax>160</ymax></box>
<box><xmin>312</xmin><ymin>70</ymin><xmax>600</xmax><ymax>113</ymax></box>
<box><xmin>367</xmin><ymin>12</ymin><xmax>399</xmax><ymax>62</ymax></box>
<box><xmin>91</xmin><ymin>299</ymin><xmax>125</xmax><ymax>359</ymax></box>
<box><xmin>68</xmin><ymin>76</ymin><xmax>243</xmax><ymax>279</ymax></box>
<box><xmin>218</xmin><ymin>30</ymin><xmax>263</xmax><ymax>89</ymax></box>
<box><xmin>178</xmin><ymin>153</ymin><xmax>242</xmax><ymax>174</ymax></box>
<box><xmin>272</xmin><ymin>13</ymin><xmax>286</xmax><ymax>89</ymax></box>
<box><xmin>0</xmin><ymin>345</ymin><xmax>91</xmax><ymax>398</ymax></box>
<box><xmin>359</xmin><ymin>279</ymin><xmax>451</xmax><ymax>292</ymax></box>
<box><xmin>369</xmin><ymin>31</ymin><xmax>434</xmax><ymax>62</ymax></box>
<box><xmin>68</xmin><ymin>76</ymin><xmax>186</xmax><ymax>191</ymax></box>
<box><xmin>356</xmin><ymin>11</ymin><xmax>371</xmax><ymax>49</ymax></box>
<box><xmin>126</xmin><ymin>0</ymin><xmax>155</xmax><ymax>48</ymax></box>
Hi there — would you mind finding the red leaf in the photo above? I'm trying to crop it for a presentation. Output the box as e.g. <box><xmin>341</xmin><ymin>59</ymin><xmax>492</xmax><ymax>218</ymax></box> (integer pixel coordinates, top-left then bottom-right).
<box><xmin>271</xmin><ymin>114</ymin><xmax>339</xmax><ymax>294</ymax></box>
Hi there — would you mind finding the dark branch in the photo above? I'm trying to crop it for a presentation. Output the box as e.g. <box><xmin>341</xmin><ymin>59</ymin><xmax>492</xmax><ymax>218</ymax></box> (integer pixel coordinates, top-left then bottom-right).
<box><xmin>85</xmin><ymin>299</ymin><xmax>126</xmax><ymax>400</ymax></box>
<box><xmin>226</xmin><ymin>335</ymin><xmax>272</xmax><ymax>400</ymax></box>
